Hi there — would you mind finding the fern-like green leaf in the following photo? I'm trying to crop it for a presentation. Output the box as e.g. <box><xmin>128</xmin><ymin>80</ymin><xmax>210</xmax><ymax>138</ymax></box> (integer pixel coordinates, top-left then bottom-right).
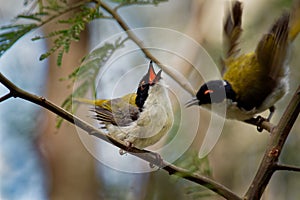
<box><xmin>17</xmin><ymin>15</ymin><xmax>42</xmax><ymax>22</ymax></box>
<box><xmin>110</xmin><ymin>0</ymin><xmax>168</xmax><ymax>5</ymax></box>
<box><xmin>185</xmin><ymin>186</ymin><xmax>216</xmax><ymax>200</ymax></box>
<box><xmin>172</xmin><ymin>151</ymin><xmax>214</xmax><ymax>200</ymax></box>
<box><xmin>39</xmin><ymin>5</ymin><xmax>104</xmax><ymax>66</ymax></box>
<box><xmin>110</xmin><ymin>0</ymin><xmax>168</xmax><ymax>9</ymax></box>
<box><xmin>0</xmin><ymin>23</ymin><xmax>37</xmax><ymax>57</ymax></box>
<box><xmin>174</xmin><ymin>151</ymin><xmax>212</xmax><ymax>177</ymax></box>
<box><xmin>57</xmin><ymin>37</ymin><xmax>128</xmax><ymax>127</ymax></box>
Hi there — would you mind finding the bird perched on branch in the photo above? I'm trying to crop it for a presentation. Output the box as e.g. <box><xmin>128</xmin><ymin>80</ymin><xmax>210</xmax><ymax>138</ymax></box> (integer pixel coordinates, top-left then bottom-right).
<box><xmin>75</xmin><ymin>61</ymin><xmax>173</xmax><ymax>149</ymax></box>
<box><xmin>186</xmin><ymin>0</ymin><xmax>300</xmax><ymax>130</ymax></box>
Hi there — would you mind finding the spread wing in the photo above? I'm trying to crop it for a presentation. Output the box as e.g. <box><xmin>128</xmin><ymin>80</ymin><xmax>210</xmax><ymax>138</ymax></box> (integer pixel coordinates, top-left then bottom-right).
<box><xmin>222</xmin><ymin>1</ymin><xmax>243</xmax><ymax>66</ymax></box>
<box><xmin>92</xmin><ymin>93</ymin><xmax>140</xmax><ymax>127</ymax></box>
<box><xmin>256</xmin><ymin>12</ymin><xmax>289</xmax><ymax>82</ymax></box>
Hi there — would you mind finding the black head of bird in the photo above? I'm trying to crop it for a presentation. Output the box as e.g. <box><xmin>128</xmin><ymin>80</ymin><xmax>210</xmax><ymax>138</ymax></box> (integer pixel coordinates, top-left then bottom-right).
<box><xmin>186</xmin><ymin>80</ymin><xmax>236</xmax><ymax>106</ymax></box>
<box><xmin>135</xmin><ymin>62</ymin><xmax>162</xmax><ymax>110</ymax></box>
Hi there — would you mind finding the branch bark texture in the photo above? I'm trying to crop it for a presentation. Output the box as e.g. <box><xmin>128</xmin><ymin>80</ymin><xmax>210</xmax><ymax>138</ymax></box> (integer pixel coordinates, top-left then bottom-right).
<box><xmin>244</xmin><ymin>85</ymin><xmax>300</xmax><ymax>199</ymax></box>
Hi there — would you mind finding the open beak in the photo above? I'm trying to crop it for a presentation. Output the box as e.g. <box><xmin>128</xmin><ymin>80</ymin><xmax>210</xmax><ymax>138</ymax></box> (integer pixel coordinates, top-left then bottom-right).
<box><xmin>147</xmin><ymin>61</ymin><xmax>161</xmax><ymax>84</ymax></box>
<box><xmin>185</xmin><ymin>97</ymin><xmax>199</xmax><ymax>108</ymax></box>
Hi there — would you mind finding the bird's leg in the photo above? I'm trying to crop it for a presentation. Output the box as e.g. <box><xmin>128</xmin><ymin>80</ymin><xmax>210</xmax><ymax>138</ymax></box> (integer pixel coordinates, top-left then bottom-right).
<box><xmin>255</xmin><ymin>116</ymin><xmax>265</xmax><ymax>132</ymax></box>
<box><xmin>148</xmin><ymin>152</ymin><xmax>164</xmax><ymax>169</ymax></box>
<box><xmin>267</xmin><ymin>106</ymin><xmax>275</xmax><ymax>122</ymax></box>
<box><xmin>119</xmin><ymin>149</ymin><xmax>127</xmax><ymax>155</ymax></box>
<box><xmin>251</xmin><ymin>106</ymin><xmax>276</xmax><ymax>132</ymax></box>
<box><xmin>244</xmin><ymin>116</ymin><xmax>265</xmax><ymax>132</ymax></box>
<box><xmin>119</xmin><ymin>141</ymin><xmax>133</xmax><ymax>155</ymax></box>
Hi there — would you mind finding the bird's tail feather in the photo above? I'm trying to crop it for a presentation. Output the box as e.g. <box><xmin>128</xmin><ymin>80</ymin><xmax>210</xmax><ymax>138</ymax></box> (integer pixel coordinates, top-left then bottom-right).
<box><xmin>73</xmin><ymin>98</ymin><xmax>106</xmax><ymax>106</ymax></box>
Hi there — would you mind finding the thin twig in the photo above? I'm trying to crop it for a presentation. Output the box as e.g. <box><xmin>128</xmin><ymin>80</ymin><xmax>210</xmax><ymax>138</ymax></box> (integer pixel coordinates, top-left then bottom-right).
<box><xmin>99</xmin><ymin>1</ymin><xmax>195</xmax><ymax>95</ymax></box>
<box><xmin>0</xmin><ymin>92</ymin><xmax>13</xmax><ymax>102</ymax></box>
<box><xmin>275</xmin><ymin>163</ymin><xmax>300</xmax><ymax>172</ymax></box>
<box><xmin>244</xmin><ymin>85</ymin><xmax>300</xmax><ymax>200</ymax></box>
<box><xmin>0</xmin><ymin>72</ymin><xmax>241</xmax><ymax>200</ymax></box>
<box><xmin>38</xmin><ymin>0</ymin><xmax>93</xmax><ymax>27</ymax></box>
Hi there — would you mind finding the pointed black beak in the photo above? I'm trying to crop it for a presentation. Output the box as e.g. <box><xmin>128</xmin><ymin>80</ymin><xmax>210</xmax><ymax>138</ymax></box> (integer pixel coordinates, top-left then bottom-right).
<box><xmin>185</xmin><ymin>97</ymin><xmax>199</xmax><ymax>108</ymax></box>
<box><xmin>154</xmin><ymin>69</ymin><xmax>162</xmax><ymax>83</ymax></box>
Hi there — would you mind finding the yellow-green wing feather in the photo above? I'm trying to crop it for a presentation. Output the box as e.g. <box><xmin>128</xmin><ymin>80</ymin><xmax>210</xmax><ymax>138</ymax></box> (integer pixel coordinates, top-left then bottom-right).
<box><xmin>223</xmin><ymin>53</ymin><xmax>273</xmax><ymax>110</ymax></box>
<box><xmin>74</xmin><ymin>93</ymin><xmax>140</xmax><ymax>126</ymax></box>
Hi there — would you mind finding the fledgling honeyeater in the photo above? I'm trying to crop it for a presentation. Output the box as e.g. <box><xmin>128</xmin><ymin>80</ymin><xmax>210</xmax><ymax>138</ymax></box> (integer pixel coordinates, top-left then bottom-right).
<box><xmin>75</xmin><ymin>61</ymin><xmax>174</xmax><ymax>149</ymax></box>
<box><xmin>186</xmin><ymin>0</ymin><xmax>300</xmax><ymax>128</ymax></box>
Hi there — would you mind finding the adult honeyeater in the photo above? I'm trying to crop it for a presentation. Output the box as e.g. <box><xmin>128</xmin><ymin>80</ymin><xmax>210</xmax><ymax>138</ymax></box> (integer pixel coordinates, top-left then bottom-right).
<box><xmin>186</xmin><ymin>1</ymin><xmax>300</xmax><ymax>128</ymax></box>
<box><xmin>75</xmin><ymin>61</ymin><xmax>173</xmax><ymax>149</ymax></box>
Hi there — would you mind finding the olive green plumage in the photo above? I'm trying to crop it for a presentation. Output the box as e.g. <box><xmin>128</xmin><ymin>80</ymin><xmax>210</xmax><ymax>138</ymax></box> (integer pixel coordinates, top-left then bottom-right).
<box><xmin>223</xmin><ymin>3</ymin><xmax>294</xmax><ymax>111</ymax></box>
<box><xmin>223</xmin><ymin>53</ymin><xmax>273</xmax><ymax>110</ymax></box>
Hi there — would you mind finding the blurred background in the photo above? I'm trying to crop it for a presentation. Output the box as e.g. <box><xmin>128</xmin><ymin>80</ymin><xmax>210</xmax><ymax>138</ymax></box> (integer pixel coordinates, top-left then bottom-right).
<box><xmin>0</xmin><ymin>0</ymin><xmax>299</xmax><ymax>199</ymax></box>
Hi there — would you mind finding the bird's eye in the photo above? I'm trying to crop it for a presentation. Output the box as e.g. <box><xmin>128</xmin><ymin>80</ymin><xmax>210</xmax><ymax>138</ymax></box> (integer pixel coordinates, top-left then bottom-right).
<box><xmin>139</xmin><ymin>80</ymin><xmax>146</xmax><ymax>90</ymax></box>
<box><xmin>140</xmin><ymin>80</ymin><xmax>145</xmax><ymax>86</ymax></box>
<box><xmin>204</xmin><ymin>89</ymin><xmax>214</xmax><ymax>95</ymax></box>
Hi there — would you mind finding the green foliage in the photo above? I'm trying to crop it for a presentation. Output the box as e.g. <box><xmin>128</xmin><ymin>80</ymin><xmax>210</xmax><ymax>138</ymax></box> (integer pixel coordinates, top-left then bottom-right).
<box><xmin>0</xmin><ymin>0</ymin><xmax>103</xmax><ymax>65</ymax></box>
<box><xmin>174</xmin><ymin>151</ymin><xmax>212</xmax><ymax>177</ymax></box>
<box><xmin>33</xmin><ymin>5</ymin><xmax>104</xmax><ymax>66</ymax></box>
<box><xmin>173</xmin><ymin>151</ymin><xmax>214</xmax><ymax>199</ymax></box>
<box><xmin>110</xmin><ymin>0</ymin><xmax>168</xmax><ymax>9</ymax></box>
<box><xmin>110</xmin><ymin>0</ymin><xmax>167</xmax><ymax>5</ymax></box>
<box><xmin>67</xmin><ymin>37</ymin><xmax>127</xmax><ymax>91</ymax></box>
<box><xmin>56</xmin><ymin>37</ymin><xmax>127</xmax><ymax>127</ymax></box>
<box><xmin>0</xmin><ymin>24</ymin><xmax>37</xmax><ymax>57</ymax></box>
<box><xmin>0</xmin><ymin>0</ymin><xmax>168</xmax><ymax>65</ymax></box>
<box><xmin>185</xmin><ymin>185</ymin><xmax>216</xmax><ymax>200</ymax></box>
<box><xmin>0</xmin><ymin>0</ymin><xmax>168</xmax><ymax>127</ymax></box>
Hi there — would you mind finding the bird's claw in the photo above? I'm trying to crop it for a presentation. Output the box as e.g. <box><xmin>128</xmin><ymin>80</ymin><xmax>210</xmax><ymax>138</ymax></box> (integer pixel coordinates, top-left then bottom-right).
<box><xmin>256</xmin><ymin>116</ymin><xmax>265</xmax><ymax>132</ymax></box>
<box><xmin>148</xmin><ymin>152</ymin><xmax>164</xmax><ymax>169</ymax></box>
<box><xmin>118</xmin><ymin>141</ymin><xmax>133</xmax><ymax>155</ymax></box>
<box><xmin>256</xmin><ymin>106</ymin><xmax>275</xmax><ymax>132</ymax></box>
<box><xmin>119</xmin><ymin>149</ymin><xmax>127</xmax><ymax>155</ymax></box>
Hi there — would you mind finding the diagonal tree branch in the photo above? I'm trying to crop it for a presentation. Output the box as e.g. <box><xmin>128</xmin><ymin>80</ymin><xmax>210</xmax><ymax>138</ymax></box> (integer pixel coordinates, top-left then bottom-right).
<box><xmin>0</xmin><ymin>72</ymin><xmax>241</xmax><ymax>200</ymax></box>
<box><xmin>244</xmin><ymin>85</ymin><xmax>300</xmax><ymax>200</ymax></box>
<box><xmin>98</xmin><ymin>1</ymin><xmax>195</xmax><ymax>96</ymax></box>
